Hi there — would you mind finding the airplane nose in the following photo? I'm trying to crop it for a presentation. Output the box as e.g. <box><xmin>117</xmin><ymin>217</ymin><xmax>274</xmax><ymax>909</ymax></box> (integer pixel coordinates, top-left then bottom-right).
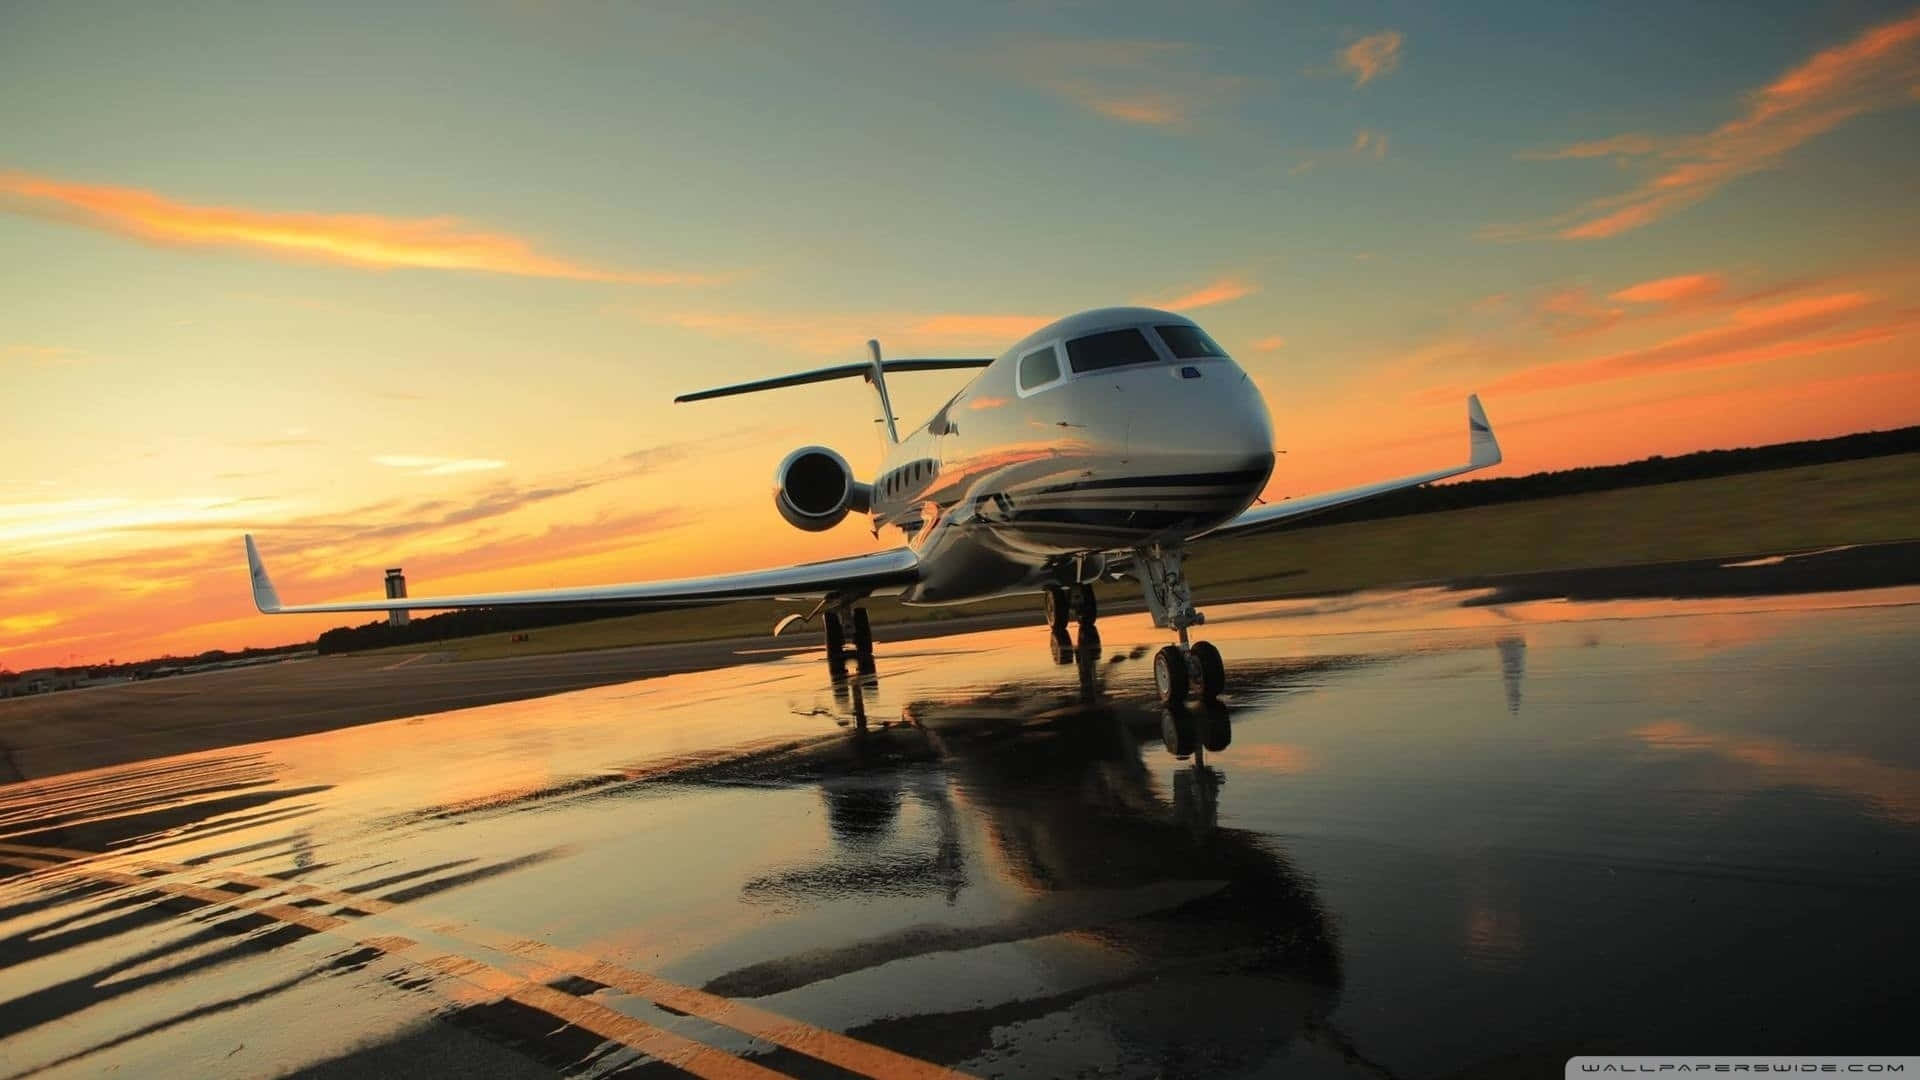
<box><xmin>1122</xmin><ymin>364</ymin><xmax>1275</xmax><ymax>485</ymax></box>
<box><xmin>1223</xmin><ymin>378</ymin><xmax>1276</xmax><ymax>460</ymax></box>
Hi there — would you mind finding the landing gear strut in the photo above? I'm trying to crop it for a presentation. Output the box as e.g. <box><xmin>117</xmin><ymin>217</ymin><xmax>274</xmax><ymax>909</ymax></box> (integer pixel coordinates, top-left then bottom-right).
<box><xmin>824</xmin><ymin>606</ymin><xmax>876</xmax><ymax>675</ymax></box>
<box><xmin>1136</xmin><ymin>544</ymin><xmax>1226</xmax><ymax>706</ymax></box>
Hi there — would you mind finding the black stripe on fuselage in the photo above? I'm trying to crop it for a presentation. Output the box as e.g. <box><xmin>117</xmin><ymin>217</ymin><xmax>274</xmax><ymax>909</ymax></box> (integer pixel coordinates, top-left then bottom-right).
<box><xmin>1005</xmin><ymin>507</ymin><xmax>1211</xmax><ymax>530</ymax></box>
<box><xmin>1020</xmin><ymin>466</ymin><xmax>1270</xmax><ymax>496</ymax></box>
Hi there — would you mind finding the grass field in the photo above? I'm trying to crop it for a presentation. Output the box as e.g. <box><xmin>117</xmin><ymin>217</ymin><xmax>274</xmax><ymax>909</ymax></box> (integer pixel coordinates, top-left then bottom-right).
<box><xmin>388</xmin><ymin>452</ymin><xmax>1920</xmax><ymax>661</ymax></box>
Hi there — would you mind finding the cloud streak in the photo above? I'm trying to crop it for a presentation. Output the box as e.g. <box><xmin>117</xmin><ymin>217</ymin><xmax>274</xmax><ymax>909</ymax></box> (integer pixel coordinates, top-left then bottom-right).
<box><xmin>0</xmin><ymin>170</ymin><xmax>713</xmax><ymax>283</ymax></box>
<box><xmin>1339</xmin><ymin>31</ymin><xmax>1404</xmax><ymax>87</ymax></box>
<box><xmin>999</xmin><ymin>37</ymin><xmax>1242</xmax><ymax>129</ymax></box>
<box><xmin>1139</xmin><ymin>276</ymin><xmax>1260</xmax><ymax>311</ymax></box>
<box><xmin>629</xmin><ymin>306</ymin><xmax>1052</xmax><ymax>355</ymax></box>
<box><xmin>372</xmin><ymin>455</ymin><xmax>509</xmax><ymax>476</ymax></box>
<box><xmin>2</xmin><ymin>344</ymin><xmax>79</xmax><ymax>365</ymax></box>
<box><xmin>1480</xmin><ymin>291</ymin><xmax>1913</xmax><ymax>395</ymax></box>
<box><xmin>1507</xmin><ymin>10</ymin><xmax>1920</xmax><ymax>239</ymax></box>
<box><xmin>1611</xmin><ymin>272</ymin><xmax>1725</xmax><ymax>306</ymax></box>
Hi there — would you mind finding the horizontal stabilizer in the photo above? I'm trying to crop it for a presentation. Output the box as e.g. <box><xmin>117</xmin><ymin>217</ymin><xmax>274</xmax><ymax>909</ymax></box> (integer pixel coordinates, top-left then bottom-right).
<box><xmin>676</xmin><ymin>357</ymin><xmax>991</xmax><ymax>403</ymax></box>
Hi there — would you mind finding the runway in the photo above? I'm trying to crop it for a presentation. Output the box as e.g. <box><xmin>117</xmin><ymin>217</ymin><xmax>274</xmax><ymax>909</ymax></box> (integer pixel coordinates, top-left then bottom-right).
<box><xmin>3</xmin><ymin>584</ymin><xmax>1917</xmax><ymax>1077</ymax></box>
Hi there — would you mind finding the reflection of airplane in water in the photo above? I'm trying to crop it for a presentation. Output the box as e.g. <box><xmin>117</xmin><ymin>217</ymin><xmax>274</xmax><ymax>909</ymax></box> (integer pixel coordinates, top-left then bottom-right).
<box><xmin>678</xmin><ymin>637</ymin><xmax>1370</xmax><ymax>1076</ymax></box>
<box><xmin>245</xmin><ymin>306</ymin><xmax>1500</xmax><ymax>705</ymax></box>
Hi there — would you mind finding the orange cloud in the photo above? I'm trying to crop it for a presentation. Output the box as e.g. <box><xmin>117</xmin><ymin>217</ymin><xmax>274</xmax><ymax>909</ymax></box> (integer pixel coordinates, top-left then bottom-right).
<box><xmin>1534</xmin><ymin>286</ymin><xmax>1624</xmax><ymax>338</ymax></box>
<box><xmin>0</xmin><ymin>611</ymin><xmax>62</xmax><ymax>639</ymax></box>
<box><xmin>2</xmin><ymin>344</ymin><xmax>78</xmax><ymax>365</ymax></box>
<box><xmin>1507</xmin><ymin>10</ymin><xmax>1920</xmax><ymax>239</ymax></box>
<box><xmin>1351</xmin><ymin>129</ymin><xmax>1390</xmax><ymax>160</ymax></box>
<box><xmin>909</xmin><ymin>313</ymin><xmax>1049</xmax><ymax>340</ymax></box>
<box><xmin>1517</xmin><ymin>133</ymin><xmax>1665</xmax><ymax>160</ymax></box>
<box><xmin>372</xmin><ymin>455</ymin><xmax>509</xmax><ymax>476</ymax></box>
<box><xmin>1001</xmin><ymin>38</ymin><xmax>1241</xmax><ymax>129</ymax></box>
<box><xmin>1047</xmin><ymin>83</ymin><xmax>1191</xmax><ymax>127</ymax></box>
<box><xmin>1251</xmin><ymin>336</ymin><xmax>1286</xmax><ymax>352</ymax></box>
<box><xmin>1339</xmin><ymin>30</ymin><xmax>1404</xmax><ymax>87</ymax></box>
<box><xmin>1611</xmin><ymin>272</ymin><xmax>1725</xmax><ymax>306</ymax></box>
<box><xmin>1139</xmin><ymin>276</ymin><xmax>1260</xmax><ymax>311</ymax></box>
<box><xmin>0</xmin><ymin>170</ymin><xmax>708</xmax><ymax>283</ymax></box>
<box><xmin>636</xmin><ymin>307</ymin><xmax>1048</xmax><ymax>355</ymax></box>
<box><xmin>1482</xmin><ymin>291</ymin><xmax>1906</xmax><ymax>395</ymax></box>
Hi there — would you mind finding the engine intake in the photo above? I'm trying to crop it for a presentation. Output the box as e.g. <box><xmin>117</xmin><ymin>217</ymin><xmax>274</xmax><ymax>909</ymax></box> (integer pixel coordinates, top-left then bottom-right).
<box><xmin>774</xmin><ymin>446</ymin><xmax>870</xmax><ymax>532</ymax></box>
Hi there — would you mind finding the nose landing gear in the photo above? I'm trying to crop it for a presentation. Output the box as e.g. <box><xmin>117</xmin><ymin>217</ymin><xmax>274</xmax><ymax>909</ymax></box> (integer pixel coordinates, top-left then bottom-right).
<box><xmin>1137</xmin><ymin>544</ymin><xmax>1226</xmax><ymax>706</ymax></box>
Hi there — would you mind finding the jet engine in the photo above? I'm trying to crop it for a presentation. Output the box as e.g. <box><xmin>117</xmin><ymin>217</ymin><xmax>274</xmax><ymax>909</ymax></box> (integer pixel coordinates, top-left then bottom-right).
<box><xmin>773</xmin><ymin>446</ymin><xmax>870</xmax><ymax>532</ymax></box>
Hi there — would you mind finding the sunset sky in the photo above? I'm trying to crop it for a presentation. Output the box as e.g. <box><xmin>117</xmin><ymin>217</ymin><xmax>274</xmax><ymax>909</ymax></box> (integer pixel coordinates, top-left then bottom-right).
<box><xmin>4</xmin><ymin>1</ymin><xmax>1919</xmax><ymax>670</ymax></box>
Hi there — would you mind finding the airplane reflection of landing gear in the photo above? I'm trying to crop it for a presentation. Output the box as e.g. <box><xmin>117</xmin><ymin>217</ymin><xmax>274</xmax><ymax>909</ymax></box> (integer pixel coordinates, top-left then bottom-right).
<box><xmin>1161</xmin><ymin>700</ymin><xmax>1232</xmax><ymax>759</ymax></box>
<box><xmin>1136</xmin><ymin>545</ymin><xmax>1226</xmax><ymax>707</ymax></box>
<box><xmin>830</xmin><ymin>665</ymin><xmax>880</xmax><ymax>730</ymax></box>
<box><xmin>1048</xmin><ymin>625</ymin><xmax>1108</xmax><ymax>703</ymax></box>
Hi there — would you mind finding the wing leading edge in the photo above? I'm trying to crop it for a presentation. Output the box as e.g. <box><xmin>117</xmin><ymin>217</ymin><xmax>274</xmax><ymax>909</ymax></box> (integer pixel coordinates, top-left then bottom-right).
<box><xmin>243</xmin><ymin>535</ymin><xmax>920</xmax><ymax>615</ymax></box>
<box><xmin>1195</xmin><ymin>394</ymin><xmax>1502</xmax><ymax>541</ymax></box>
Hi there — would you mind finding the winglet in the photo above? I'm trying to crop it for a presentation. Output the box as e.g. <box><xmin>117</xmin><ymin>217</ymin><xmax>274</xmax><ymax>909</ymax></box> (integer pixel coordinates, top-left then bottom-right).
<box><xmin>243</xmin><ymin>534</ymin><xmax>283</xmax><ymax>613</ymax></box>
<box><xmin>1467</xmin><ymin>394</ymin><xmax>1502</xmax><ymax>468</ymax></box>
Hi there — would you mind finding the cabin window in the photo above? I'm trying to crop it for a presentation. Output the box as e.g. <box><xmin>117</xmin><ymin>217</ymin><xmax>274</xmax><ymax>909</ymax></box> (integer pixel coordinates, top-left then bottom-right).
<box><xmin>1155</xmin><ymin>324</ymin><xmax>1226</xmax><ymax>360</ymax></box>
<box><xmin>1018</xmin><ymin>345</ymin><xmax>1062</xmax><ymax>391</ymax></box>
<box><xmin>1066</xmin><ymin>328</ymin><xmax>1159</xmax><ymax>374</ymax></box>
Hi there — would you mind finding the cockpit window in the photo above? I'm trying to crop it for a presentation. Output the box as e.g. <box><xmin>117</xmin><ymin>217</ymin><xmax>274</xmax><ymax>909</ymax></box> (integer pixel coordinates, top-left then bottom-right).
<box><xmin>1066</xmin><ymin>328</ymin><xmax>1160</xmax><ymax>374</ymax></box>
<box><xmin>1155</xmin><ymin>324</ymin><xmax>1226</xmax><ymax>359</ymax></box>
<box><xmin>1018</xmin><ymin>345</ymin><xmax>1062</xmax><ymax>390</ymax></box>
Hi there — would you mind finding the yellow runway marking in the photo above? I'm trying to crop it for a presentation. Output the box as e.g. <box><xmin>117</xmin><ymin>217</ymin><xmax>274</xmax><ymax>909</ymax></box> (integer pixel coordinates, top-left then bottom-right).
<box><xmin>0</xmin><ymin>841</ymin><xmax>972</xmax><ymax>1079</ymax></box>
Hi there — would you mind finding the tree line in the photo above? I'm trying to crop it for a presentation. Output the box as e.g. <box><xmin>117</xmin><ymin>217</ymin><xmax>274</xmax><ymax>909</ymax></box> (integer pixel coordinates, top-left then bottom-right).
<box><xmin>1275</xmin><ymin>424</ymin><xmax>1920</xmax><ymax>530</ymax></box>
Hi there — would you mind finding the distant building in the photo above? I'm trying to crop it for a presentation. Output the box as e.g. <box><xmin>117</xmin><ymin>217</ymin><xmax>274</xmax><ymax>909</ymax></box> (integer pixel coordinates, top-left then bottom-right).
<box><xmin>385</xmin><ymin>568</ymin><xmax>409</xmax><ymax>627</ymax></box>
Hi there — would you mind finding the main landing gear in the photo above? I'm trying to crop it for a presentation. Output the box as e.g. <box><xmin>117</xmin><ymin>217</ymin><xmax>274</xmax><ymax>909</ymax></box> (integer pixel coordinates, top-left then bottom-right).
<box><xmin>1135</xmin><ymin>544</ymin><xmax>1226</xmax><ymax>707</ymax></box>
<box><xmin>823</xmin><ymin>607</ymin><xmax>874</xmax><ymax>676</ymax></box>
<box><xmin>1043</xmin><ymin>583</ymin><xmax>1099</xmax><ymax>642</ymax></box>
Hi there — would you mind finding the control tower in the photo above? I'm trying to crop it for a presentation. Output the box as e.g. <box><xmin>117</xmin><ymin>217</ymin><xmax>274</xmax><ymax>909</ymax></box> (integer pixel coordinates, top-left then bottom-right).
<box><xmin>384</xmin><ymin>568</ymin><xmax>409</xmax><ymax>627</ymax></box>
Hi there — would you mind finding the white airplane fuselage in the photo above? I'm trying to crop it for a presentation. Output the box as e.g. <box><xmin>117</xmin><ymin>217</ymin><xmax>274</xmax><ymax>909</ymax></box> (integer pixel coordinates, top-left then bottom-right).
<box><xmin>244</xmin><ymin>302</ymin><xmax>1496</xmax><ymax>707</ymax></box>
<box><xmin>860</xmin><ymin>307</ymin><xmax>1275</xmax><ymax>605</ymax></box>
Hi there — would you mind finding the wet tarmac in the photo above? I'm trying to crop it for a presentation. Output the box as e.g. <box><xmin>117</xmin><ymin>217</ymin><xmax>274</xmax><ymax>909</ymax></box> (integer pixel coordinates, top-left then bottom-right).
<box><xmin>3</xmin><ymin>584</ymin><xmax>1917</xmax><ymax>1078</ymax></box>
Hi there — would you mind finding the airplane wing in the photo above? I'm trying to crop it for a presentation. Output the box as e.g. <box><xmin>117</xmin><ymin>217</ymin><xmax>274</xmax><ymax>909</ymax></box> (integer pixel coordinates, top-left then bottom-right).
<box><xmin>243</xmin><ymin>536</ymin><xmax>920</xmax><ymax>615</ymax></box>
<box><xmin>1193</xmin><ymin>395</ymin><xmax>1502</xmax><ymax>541</ymax></box>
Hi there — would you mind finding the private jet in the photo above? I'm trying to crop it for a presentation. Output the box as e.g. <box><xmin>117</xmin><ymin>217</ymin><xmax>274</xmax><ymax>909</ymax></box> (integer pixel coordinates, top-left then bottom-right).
<box><xmin>243</xmin><ymin>306</ymin><xmax>1501</xmax><ymax>705</ymax></box>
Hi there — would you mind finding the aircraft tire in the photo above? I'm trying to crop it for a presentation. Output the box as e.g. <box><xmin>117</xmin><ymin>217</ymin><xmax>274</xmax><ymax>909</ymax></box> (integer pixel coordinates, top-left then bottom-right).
<box><xmin>1075</xmin><ymin>584</ymin><xmax>1098</xmax><ymax>625</ymax></box>
<box><xmin>1161</xmin><ymin>707</ymin><xmax>1197</xmax><ymax>757</ymax></box>
<box><xmin>1044</xmin><ymin>586</ymin><xmax>1069</xmax><ymax>632</ymax></box>
<box><xmin>1192</xmin><ymin>640</ymin><xmax>1226</xmax><ymax>701</ymax></box>
<box><xmin>1154</xmin><ymin>645</ymin><xmax>1189</xmax><ymax>706</ymax></box>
